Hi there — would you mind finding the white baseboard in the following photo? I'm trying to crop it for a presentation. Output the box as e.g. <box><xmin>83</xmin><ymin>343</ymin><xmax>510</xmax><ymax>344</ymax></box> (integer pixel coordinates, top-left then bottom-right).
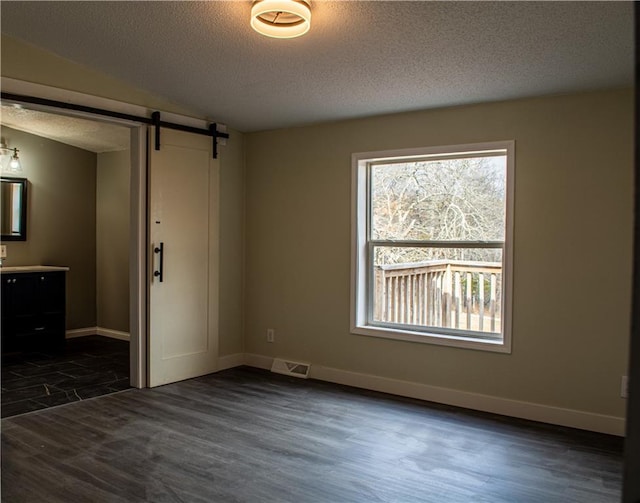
<box><xmin>310</xmin><ymin>364</ymin><xmax>625</xmax><ymax>436</ymax></box>
<box><xmin>96</xmin><ymin>327</ymin><xmax>130</xmax><ymax>341</ymax></box>
<box><xmin>240</xmin><ymin>353</ymin><xmax>625</xmax><ymax>436</ymax></box>
<box><xmin>217</xmin><ymin>353</ymin><xmax>245</xmax><ymax>371</ymax></box>
<box><xmin>65</xmin><ymin>327</ymin><xmax>97</xmax><ymax>339</ymax></box>
<box><xmin>66</xmin><ymin>327</ymin><xmax>130</xmax><ymax>341</ymax></box>
<box><xmin>244</xmin><ymin>353</ymin><xmax>273</xmax><ymax>370</ymax></box>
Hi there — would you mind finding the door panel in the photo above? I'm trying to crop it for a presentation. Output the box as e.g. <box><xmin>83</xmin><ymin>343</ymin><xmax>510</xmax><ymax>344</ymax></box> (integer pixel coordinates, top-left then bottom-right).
<box><xmin>148</xmin><ymin>129</ymin><xmax>218</xmax><ymax>387</ymax></box>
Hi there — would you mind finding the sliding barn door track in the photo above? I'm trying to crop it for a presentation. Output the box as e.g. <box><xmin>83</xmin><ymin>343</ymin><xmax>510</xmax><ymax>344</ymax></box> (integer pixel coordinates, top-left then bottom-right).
<box><xmin>1</xmin><ymin>92</ymin><xmax>230</xmax><ymax>158</ymax></box>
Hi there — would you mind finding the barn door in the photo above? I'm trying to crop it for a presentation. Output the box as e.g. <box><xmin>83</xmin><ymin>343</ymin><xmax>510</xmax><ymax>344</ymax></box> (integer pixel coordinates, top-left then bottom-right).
<box><xmin>148</xmin><ymin>128</ymin><xmax>219</xmax><ymax>387</ymax></box>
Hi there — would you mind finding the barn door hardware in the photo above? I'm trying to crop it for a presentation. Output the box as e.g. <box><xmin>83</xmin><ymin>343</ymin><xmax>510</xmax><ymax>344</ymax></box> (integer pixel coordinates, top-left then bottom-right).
<box><xmin>153</xmin><ymin>242</ymin><xmax>164</xmax><ymax>283</ymax></box>
<box><xmin>209</xmin><ymin>123</ymin><xmax>229</xmax><ymax>160</ymax></box>
<box><xmin>152</xmin><ymin>111</ymin><xmax>161</xmax><ymax>151</ymax></box>
<box><xmin>1</xmin><ymin>92</ymin><xmax>230</xmax><ymax>158</ymax></box>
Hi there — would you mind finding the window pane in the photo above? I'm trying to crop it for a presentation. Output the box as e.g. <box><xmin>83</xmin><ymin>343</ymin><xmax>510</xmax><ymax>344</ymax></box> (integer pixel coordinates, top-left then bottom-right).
<box><xmin>371</xmin><ymin>156</ymin><xmax>506</xmax><ymax>241</ymax></box>
<box><xmin>372</xmin><ymin>246</ymin><xmax>502</xmax><ymax>336</ymax></box>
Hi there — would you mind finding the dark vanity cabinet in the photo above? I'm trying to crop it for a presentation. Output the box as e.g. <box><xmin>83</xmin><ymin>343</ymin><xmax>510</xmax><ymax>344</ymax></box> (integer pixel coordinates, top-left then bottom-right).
<box><xmin>1</xmin><ymin>270</ymin><xmax>66</xmax><ymax>352</ymax></box>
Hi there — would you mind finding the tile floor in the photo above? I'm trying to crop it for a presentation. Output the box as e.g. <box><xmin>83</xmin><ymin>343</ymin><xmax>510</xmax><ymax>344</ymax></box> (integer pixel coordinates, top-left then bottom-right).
<box><xmin>1</xmin><ymin>335</ymin><xmax>129</xmax><ymax>418</ymax></box>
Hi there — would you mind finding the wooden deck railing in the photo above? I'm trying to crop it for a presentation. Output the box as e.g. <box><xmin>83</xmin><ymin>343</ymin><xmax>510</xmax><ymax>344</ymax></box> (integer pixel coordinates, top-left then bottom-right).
<box><xmin>374</xmin><ymin>260</ymin><xmax>502</xmax><ymax>333</ymax></box>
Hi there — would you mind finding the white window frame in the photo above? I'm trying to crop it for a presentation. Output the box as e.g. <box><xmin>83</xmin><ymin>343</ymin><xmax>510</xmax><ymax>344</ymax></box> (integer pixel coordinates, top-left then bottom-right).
<box><xmin>351</xmin><ymin>141</ymin><xmax>514</xmax><ymax>353</ymax></box>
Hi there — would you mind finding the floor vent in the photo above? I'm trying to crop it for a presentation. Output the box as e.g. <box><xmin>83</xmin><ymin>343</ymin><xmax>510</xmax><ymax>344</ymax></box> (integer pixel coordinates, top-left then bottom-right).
<box><xmin>271</xmin><ymin>358</ymin><xmax>310</xmax><ymax>379</ymax></box>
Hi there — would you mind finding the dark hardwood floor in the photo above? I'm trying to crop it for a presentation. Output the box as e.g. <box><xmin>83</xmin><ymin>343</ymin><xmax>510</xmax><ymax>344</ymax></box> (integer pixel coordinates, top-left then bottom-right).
<box><xmin>1</xmin><ymin>366</ymin><xmax>622</xmax><ymax>502</ymax></box>
<box><xmin>1</xmin><ymin>335</ymin><xmax>130</xmax><ymax>418</ymax></box>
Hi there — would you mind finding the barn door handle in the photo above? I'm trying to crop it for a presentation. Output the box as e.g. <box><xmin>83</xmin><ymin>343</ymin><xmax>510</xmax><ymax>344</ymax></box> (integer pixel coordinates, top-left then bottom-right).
<box><xmin>154</xmin><ymin>242</ymin><xmax>164</xmax><ymax>282</ymax></box>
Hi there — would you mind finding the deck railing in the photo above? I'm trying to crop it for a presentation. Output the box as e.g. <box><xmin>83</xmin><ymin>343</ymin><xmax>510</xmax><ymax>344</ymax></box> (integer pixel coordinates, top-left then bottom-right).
<box><xmin>374</xmin><ymin>260</ymin><xmax>502</xmax><ymax>333</ymax></box>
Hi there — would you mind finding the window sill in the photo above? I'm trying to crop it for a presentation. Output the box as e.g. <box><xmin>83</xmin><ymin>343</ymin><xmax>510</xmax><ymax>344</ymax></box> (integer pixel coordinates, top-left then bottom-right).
<box><xmin>351</xmin><ymin>324</ymin><xmax>511</xmax><ymax>353</ymax></box>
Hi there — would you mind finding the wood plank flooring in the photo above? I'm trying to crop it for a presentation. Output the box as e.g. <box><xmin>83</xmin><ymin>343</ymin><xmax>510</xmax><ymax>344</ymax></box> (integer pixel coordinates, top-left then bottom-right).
<box><xmin>1</xmin><ymin>366</ymin><xmax>623</xmax><ymax>502</ymax></box>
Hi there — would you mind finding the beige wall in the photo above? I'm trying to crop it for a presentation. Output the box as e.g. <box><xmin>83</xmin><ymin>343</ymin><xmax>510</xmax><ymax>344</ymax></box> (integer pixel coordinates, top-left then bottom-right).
<box><xmin>96</xmin><ymin>150</ymin><xmax>130</xmax><ymax>333</ymax></box>
<box><xmin>1</xmin><ymin>35</ymin><xmax>198</xmax><ymax>118</ymax></box>
<box><xmin>218</xmin><ymin>129</ymin><xmax>245</xmax><ymax>356</ymax></box>
<box><xmin>244</xmin><ymin>89</ymin><xmax>634</xmax><ymax>420</ymax></box>
<box><xmin>1</xmin><ymin>129</ymin><xmax>132</xmax><ymax>334</ymax></box>
<box><xmin>0</xmin><ymin>126</ymin><xmax>97</xmax><ymax>329</ymax></box>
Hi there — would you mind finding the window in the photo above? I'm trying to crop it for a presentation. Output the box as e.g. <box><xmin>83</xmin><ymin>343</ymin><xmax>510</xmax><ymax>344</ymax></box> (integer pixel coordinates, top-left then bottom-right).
<box><xmin>351</xmin><ymin>142</ymin><xmax>514</xmax><ymax>352</ymax></box>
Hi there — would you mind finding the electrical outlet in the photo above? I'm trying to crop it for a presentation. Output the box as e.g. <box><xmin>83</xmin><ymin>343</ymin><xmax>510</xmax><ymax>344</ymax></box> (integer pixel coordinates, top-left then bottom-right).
<box><xmin>266</xmin><ymin>329</ymin><xmax>275</xmax><ymax>343</ymax></box>
<box><xmin>0</xmin><ymin>245</ymin><xmax>6</xmax><ymax>259</ymax></box>
<box><xmin>621</xmin><ymin>375</ymin><xmax>629</xmax><ymax>399</ymax></box>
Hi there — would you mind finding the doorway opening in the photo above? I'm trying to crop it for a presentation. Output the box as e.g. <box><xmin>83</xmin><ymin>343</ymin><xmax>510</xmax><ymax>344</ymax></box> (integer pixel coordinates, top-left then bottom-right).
<box><xmin>0</xmin><ymin>104</ymin><xmax>144</xmax><ymax>417</ymax></box>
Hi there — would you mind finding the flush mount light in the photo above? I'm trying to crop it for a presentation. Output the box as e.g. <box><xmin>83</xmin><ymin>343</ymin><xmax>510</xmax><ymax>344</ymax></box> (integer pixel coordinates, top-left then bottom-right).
<box><xmin>251</xmin><ymin>0</ymin><xmax>311</xmax><ymax>39</ymax></box>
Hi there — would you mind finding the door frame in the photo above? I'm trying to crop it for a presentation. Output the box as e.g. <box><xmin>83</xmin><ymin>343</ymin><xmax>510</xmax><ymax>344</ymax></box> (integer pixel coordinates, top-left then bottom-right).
<box><xmin>1</xmin><ymin>77</ymin><xmax>214</xmax><ymax>388</ymax></box>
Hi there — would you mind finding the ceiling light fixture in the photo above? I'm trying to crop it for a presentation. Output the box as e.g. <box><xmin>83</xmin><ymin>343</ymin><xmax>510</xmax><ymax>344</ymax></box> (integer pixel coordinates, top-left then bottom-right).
<box><xmin>251</xmin><ymin>0</ymin><xmax>311</xmax><ymax>39</ymax></box>
<box><xmin>0</xmin><ymin>143</ymin><xmax>22</xmax><ymax>173</ymax></box>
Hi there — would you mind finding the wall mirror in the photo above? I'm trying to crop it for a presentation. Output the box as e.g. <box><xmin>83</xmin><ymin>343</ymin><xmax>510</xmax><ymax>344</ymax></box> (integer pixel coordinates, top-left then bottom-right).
<box><xmin>1</xmin><ymin>177</ymin><xmax>28</xmax><ymax>241</ymax></box>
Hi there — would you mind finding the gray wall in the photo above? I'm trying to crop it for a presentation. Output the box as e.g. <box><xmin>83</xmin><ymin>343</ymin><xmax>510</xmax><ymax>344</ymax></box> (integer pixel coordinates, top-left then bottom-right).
<box><xmin>1</xmin><ymin>126</ymin><xmax>97</xmax><ymax>330</ymax></box>
<box><xmin>96</xmin><ymin>150</ymin><xmax>130</xmax><ymax>333</ymax></box>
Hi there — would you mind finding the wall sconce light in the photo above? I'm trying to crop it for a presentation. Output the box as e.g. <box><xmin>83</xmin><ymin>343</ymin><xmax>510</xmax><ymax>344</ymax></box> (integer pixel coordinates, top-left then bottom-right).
<box><xmin>251</xmin><ymin>0</ymin><xmax>311</xmax><ymax>39</ymax></box>
<box><xmin>0</xmin><ymin>142</ymin><xmax>22</xmax><ymax>173</ymax></box>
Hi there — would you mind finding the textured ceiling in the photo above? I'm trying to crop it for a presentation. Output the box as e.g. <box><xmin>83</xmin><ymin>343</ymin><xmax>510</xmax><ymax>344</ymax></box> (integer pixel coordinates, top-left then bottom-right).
<box><xmin>1</xmin><ymin>105</ymin><xmax>130</xmax><ymax>153</ymax></box>
<box><xmin>0</xmin><ymin>1</ymin><xmax>635</xmax><ymax>133</ymax></box>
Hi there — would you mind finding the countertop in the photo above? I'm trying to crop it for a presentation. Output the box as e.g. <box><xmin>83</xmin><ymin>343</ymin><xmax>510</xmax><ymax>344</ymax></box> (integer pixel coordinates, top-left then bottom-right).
<box><xmin>0</xmin><ymin>265</ymin><xmax>70</xmax><ymax>274</ymax></box>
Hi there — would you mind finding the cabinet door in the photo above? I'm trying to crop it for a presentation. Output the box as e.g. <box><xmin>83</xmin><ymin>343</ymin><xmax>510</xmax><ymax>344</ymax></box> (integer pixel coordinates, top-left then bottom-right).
<box><xmin>1</xmin><ymin>276</ymin><xmax>16</xmax><ymax>349</ymax></box>
<box><xmin>7</xmin><ymin>274</ymin><xmax>39</xmax><ymax>337</ymax></box>
<box><xmin>5</xmin><ymin>274</ymin><xmax>38</xmax><ymax>318</ymax></box>
<box><xmin>37</xmin><ymin>272</ymin><xmax>66</xmax><ymax>315</ymax></box>
<box><xmin>1</xmin><ymin>276</ymin><xmax>13</xmax><ymax>319</ymax></box>
<box><xmin>1</xmin><ymin>272</ymin><xmax>66</xmax><ymax>352</ymax></box>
